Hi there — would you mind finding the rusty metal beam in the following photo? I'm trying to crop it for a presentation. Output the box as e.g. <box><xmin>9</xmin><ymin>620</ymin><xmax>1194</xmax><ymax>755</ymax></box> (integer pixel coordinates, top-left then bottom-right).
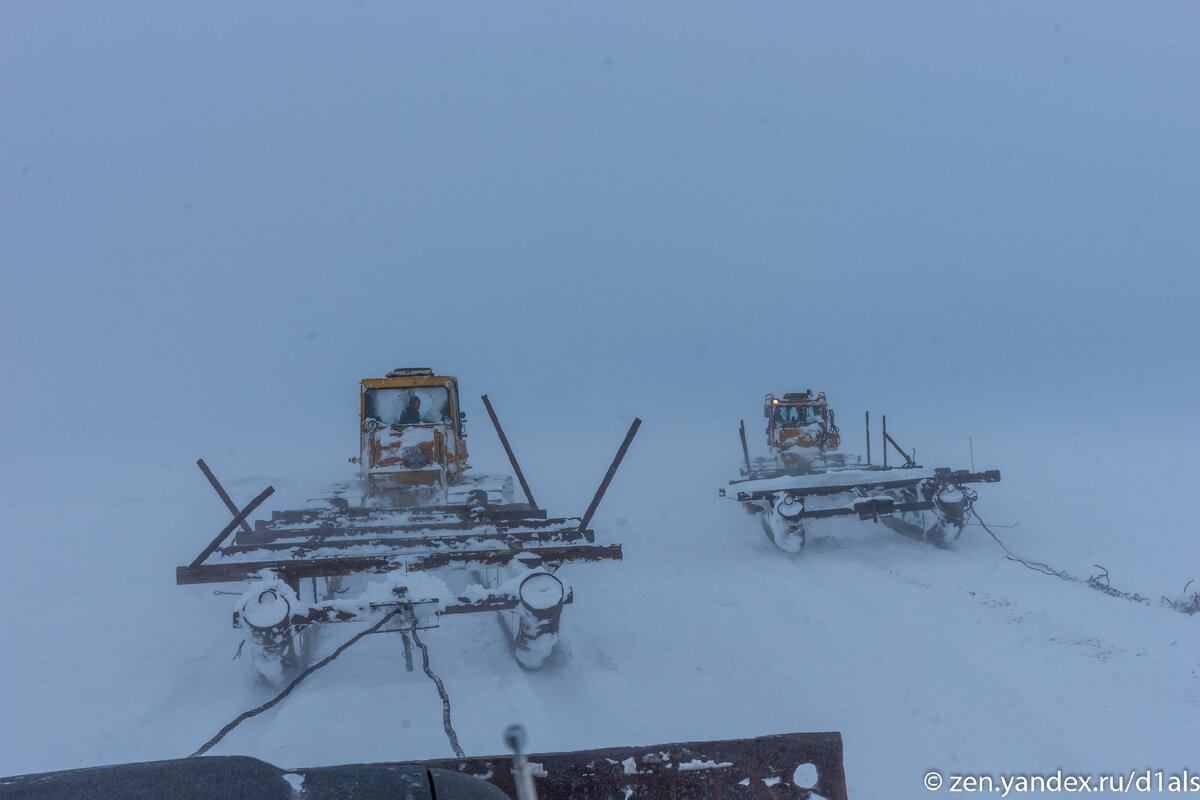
<box><xmin>177</xmin><ymin>543</ymin><xmax>622</xmax><ymax>586</ymax></box>
<box><xmin>738</xmin><ymin>420</ymin><xmax>751</xmax><ymax>476</ymax></box>
<box><xmin>884</xmin><ymin>430</ymin><xmax>916</xmax><ymax>467</ymax></box>
<box><xmin>733</xmin><ymin>468</ymin><xmax>1001</xmax><ymax>502</ymax></box>
<box><xmin>238</xmin><ymin>591</ymin><xmax>576</xmax><ymax>627</ymax></box>
<box><xmin>197</xmin><ymin>459</ymin><xmax>253</xmax><ymax>537</ymax></box>
<box><xmin>238</xmin><ymin>515</ymin><xmax>581</xmax><ymax>547</ymax></box>
<box><xmin>261</xmin><ymin>503</ymin><xmax>547</xmax><ymax>527</ymax></box>
<box><xmin>480</xmin><ymin>394</ymin><xmax>539</xmax><ymax>512</ymax></box>
<box><xmin>188</xmin><ymin>485</ymin><xmax>275</xmax><ymax>570</ymax></box>
<box><xmin>579</xmin><ymin>418</ymin><xmax>642</xmax><ymax>532</ymax></box>
<box><xmin>413</xmin><ymin>731</ymin><xmax>848</xmax><ymax>800</ymax></box>
<box><xmin>222</xmin><ymin>525</ymin><xmax>591</xmax><ymax>557</ymax></box>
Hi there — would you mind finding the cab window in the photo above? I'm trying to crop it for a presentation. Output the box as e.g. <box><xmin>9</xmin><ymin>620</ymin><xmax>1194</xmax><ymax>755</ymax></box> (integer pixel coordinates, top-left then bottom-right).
<box><xmin>364</xmin><ymin>387</ymin><xmax>451</xmax><ymax>426</ymax></box>
<box><xmin>775</xmin><ymin>405</ymin><xmax>824</xmax><ymax>425</ymax></box>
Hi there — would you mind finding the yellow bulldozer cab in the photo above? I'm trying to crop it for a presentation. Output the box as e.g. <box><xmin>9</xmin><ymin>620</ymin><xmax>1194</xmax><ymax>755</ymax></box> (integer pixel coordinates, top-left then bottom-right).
<box><xmin>360</xmin><ymin>369</ymin><xmax>469</xmax><ymax>489</ymax></box>
<box><xmin>765</xmin><ymin>392</ymin><xmax>841</xmax><ymax>453</ymax></box>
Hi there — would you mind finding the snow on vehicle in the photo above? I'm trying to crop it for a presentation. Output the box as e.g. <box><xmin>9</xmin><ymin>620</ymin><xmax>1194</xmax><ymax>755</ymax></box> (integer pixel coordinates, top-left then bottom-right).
<box><xmin>722</xmin><ymin>390</ymin><xmax>1001</xmax><ymax>552</ymax></box>
<box><xmin>177</xmin><ymin>368</ymin><xmax>640</xmax><ymax>680</ymax></box>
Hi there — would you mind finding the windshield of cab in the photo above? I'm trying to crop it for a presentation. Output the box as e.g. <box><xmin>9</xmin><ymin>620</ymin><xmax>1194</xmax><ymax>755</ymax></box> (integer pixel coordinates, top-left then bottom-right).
<box><xmin>774</xmin><ymin>404</ymin><xmax>825</xmax><ymax>425</ymax></box>
<box><xmin>364</xmin><ymin>386</ymin><xmax>451</xmax><ymax>425</ymax></box>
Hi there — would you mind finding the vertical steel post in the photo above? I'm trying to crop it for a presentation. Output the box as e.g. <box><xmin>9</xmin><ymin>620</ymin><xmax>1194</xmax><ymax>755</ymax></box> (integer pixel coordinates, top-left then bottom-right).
<box><xmin>882</xmin><ymin>415</ymin><xmax>888</xmax><ymax>469</ymax></box>
<box><xmin>739</xmin><ymin>420</ymin><xmax>751</xmax><ymax>476</ymax></box>
<box><xmin>865</xmin><ymin>411</ymin><xmax>871</xmax><ymax>466</ymax></box>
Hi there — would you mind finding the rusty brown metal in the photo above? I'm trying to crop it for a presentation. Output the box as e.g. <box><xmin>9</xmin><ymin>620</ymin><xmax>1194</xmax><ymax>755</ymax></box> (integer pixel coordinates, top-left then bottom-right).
<box><xmin>739</xmin><ymin>420</ymin><xmax>752</xmax><ymax>476</ymax></box>
<box><xmin>480</xmin><ymin>393</ymin><xmax>539</xmax><ymax>511</ymax></box>
<box><xmin>414</xmin><ymin>731</ymin><xmax>848</xmax><ymax>799</ymax></box>
<box><xmin>188</xmin><ymin>485</ymin><xmax>275</xmax><ymax>570</ymax></box>
<box><xmin>176</xmin><ymin>543</ymin><xmax>622</xmax><ymax>586</ymax></box>
<box><xmin>579</xmin><ymin>418</ymin><xmax>642</xmax><ymax>532</ymax></box>
<box><xmin>732</xmin><ymin>469</ymin><xmax>1001</xmax><ymax>502</ymax></box>
<box><xmin>235</xmin><ymin>590</ymin><xmax>576</xmax><ymax>627</ymax></box>
<box><xmin>237</xmin><ymin>514</ymin><xmax>576</xmax><ymax>547</ymax></box>
<box><xmin>197</xmin><ymin>459</ymin><xmax>254</xmax><ymax>538</ymax></box>
<box><xmin>884</xmin><ymin>430</ymin><xmax>916</xmax><ymax>468</ymax></box>
<box><xmin>221</xmin><ymin>525</ymin><xmax>592</xmax><ymax>557</ymax></box>
<box><xmin>260</xmin><ymin>503</ymin><xmax>550</xmax><ymax>528</ymax></box>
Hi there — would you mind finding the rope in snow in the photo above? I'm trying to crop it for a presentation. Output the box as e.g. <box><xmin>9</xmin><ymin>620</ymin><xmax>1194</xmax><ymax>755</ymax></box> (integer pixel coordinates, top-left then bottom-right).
<box><xmin>410</xmin><ymin>620</ymin><xmax>465</xmax><ymax>758</ymax></box>
<box><xmin>974</xmin><ymin>509</ymin><xmax>1150</xmax><ymax>606</ymax></box>
<box><xmin>190</xmin><ymin>609</ymin><xmax>404</xmax><ymax>758</ymax></box>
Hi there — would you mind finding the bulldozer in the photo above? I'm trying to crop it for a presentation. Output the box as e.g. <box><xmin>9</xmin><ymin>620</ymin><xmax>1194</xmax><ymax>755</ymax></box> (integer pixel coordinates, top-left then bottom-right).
<box><xmin>349</xmin><ymin>368</ymin><xmax>512</xmax><ymax>507</ymax></box>
<box><xmin>762</xmin><ymin>390</ymin><xmax>845</xmax><ymax>474</ymax></box>
<box><xmin>724</xmin><ymin>390</ymin><xmax>1001</xmax><ymax>552</ymax></box>
<box><xmin>177</xmin><ymin>367</ymin><xmax>640</xmax><ymax>680</ymax></box>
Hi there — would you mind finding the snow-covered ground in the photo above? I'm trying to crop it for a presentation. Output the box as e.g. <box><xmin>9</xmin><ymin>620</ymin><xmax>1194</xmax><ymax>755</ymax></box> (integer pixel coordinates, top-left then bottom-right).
<box><xmin>1</xmin><ymin>413</ymin><xmax>1196</xmax><ymax>798</ymax></box>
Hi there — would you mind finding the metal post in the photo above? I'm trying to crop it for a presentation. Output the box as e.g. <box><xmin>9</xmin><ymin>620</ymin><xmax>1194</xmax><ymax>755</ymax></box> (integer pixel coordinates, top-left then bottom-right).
<box><xmin>865</xmin><ymin>412</ymin><xmax>871</xmax><ymax>466</ymax></box>
<box><xmin>197</xmin><ymin>459</ymin><xmax>255</xmax><ymax>536</ymax></box>
<box><xmin>481</xmin><ymin>394</ymin><xmax>539</xmax><ymax>511</ymax></box>
<box><xmin>882</xmin><ymin>415</ymin><xmax>888</xmax><ymax>469</ymax></box>
<box><xmin>739</xmin><ymin>420</ymin><xmax>751</xmax><ymax>476</ymax></box>
<box><xmin>969</xmin><ymin>436</ymin><xmax>975</xmax><ymax>472</ymax></box>
<box><xmin>578</xmin><ymin>418</ymin><xmax>642</xmax><ymax>532</ymax></box>
<box><xmin>189</xmin><ymin>485</ymin><xmax>275</xmax><ymax>569</ymax></box>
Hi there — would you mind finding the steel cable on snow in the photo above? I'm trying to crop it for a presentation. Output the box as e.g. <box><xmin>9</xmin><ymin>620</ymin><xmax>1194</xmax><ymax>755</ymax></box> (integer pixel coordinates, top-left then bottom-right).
<box><xmin>410</xmin><ymin>621</ymin><xmax>465</xmax><ymax>758</ymax></box>
<box><xmin>191</xmin><ymin>609</ymin><xmax>404</xmax><ymax>757</ymax></box>
<box><xmin>974</xmin><ymin>509</ymin><xmax>1151</xmax><ymax>604</ymax></box>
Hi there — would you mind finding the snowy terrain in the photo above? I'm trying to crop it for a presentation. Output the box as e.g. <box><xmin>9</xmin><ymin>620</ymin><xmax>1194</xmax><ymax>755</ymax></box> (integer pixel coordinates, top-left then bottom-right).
<box><xmin>2</xmin><ymin>3</ymin><xmax>1197</xmax><ymax>797</ymax></box>
<box><xmin>1</xmin><ymin>410</ymin><xmax>1196</xmax><ymax>798</ymax></box>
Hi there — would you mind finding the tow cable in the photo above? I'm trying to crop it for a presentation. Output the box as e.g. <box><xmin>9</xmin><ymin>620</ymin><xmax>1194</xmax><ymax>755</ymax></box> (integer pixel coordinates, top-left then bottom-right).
<box><xmin>974</xmin><ymin>509</ymin><xmax>1152</xmax><ymax>606</ymax></box>
<box><xmin>191</xmin><ymin>608</ymin><xmax>464</xmax><ymax>759</ymax></box>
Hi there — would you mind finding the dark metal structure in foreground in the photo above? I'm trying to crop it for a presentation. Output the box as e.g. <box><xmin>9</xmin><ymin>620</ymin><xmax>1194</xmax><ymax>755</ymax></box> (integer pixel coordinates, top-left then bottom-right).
<box><xmin>425</xmin><ymin>731</ymin><xmax>848</xmax><ymax>799</ymax></box>
<box><xmin>0</xmin><ymin>732</ymin><xmax>848</xmax><ymax>800</ymax></box>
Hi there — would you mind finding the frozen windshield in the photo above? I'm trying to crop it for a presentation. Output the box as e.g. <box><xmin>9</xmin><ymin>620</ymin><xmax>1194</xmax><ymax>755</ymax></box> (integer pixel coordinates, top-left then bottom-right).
<box><xmin>775</xmin><ymin>404</ymin><xmax>824</xmax><ymax>425</ymax></box>
<box><xmin>364</xmin><ymin>387</ymin><xmax>451</xmax><ymax>425</ymax></box>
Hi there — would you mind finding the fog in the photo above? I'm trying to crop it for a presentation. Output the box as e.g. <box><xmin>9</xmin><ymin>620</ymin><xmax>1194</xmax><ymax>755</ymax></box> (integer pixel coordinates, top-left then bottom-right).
<box><xmin>1</xmin><ymin>2</ymin><xmax>1197</xmax><ymax>790</ymax></box>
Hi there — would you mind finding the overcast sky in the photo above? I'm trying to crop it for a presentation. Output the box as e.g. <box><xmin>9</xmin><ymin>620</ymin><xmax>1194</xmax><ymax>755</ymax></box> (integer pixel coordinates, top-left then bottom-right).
<box><xmin>2</xmin><ymin>3</ymin><xmax>1196</xmax><ymax>498</ymax></box>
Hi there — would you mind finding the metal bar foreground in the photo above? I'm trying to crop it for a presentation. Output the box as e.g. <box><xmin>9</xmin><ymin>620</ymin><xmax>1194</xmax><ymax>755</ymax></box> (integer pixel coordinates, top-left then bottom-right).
<box><xmin>0</xmin><ymin>732</ymin><xmax>848</xmax><ymax>800</ymax></box>
<box><xmin>415</xmin><ymin>731</ymin><xmax>848</xmax><ymax>800</ymax></box>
